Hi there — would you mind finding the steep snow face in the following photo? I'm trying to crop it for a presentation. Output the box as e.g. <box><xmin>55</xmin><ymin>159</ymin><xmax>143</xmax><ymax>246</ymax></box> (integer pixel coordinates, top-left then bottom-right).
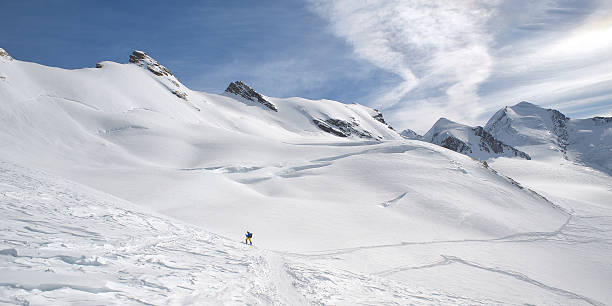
<box><xmin>485</xmin><ymin>101</ymin><xmax>612</xmax><ymax>172</ymax></box>
<box><xmin>424</xmin><ymin>118</ymin><xmax>530</xmax><ymax>160</ymax></box>
<box><xmin>223</xmin><ymin>81</ymin><xmax>396</xmax><ymax>139</ymax></box>
<box><xmin>268</xmin><ymin>97</ymin><xmax>400</xmax><ymax>140</ymax></box>
<box><xmin>565</xmin><ymin>116</ymin><xmax>612</xmax><ymax>174</ymax></box>
<box><xmin>484</xmin><ymin>101</ymin><xmax>569</xmax><ymax>156</ymax></box>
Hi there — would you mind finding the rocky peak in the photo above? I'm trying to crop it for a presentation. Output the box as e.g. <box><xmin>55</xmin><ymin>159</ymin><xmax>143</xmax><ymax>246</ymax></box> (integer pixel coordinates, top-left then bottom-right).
<box><xmin>400</xmin><ymin>129</ymin><xmax>423</xmax><ymax>140</ymax></box>
<box><xmin>0</xmin><ymin>48</ymin><xmax>13</xmax><ymax>61</ymax></box>
<box><xmin>486</xmin><ymin>101</ymin><xmax>571</xmax><ymax>153</ymax></box>
<box><xmin>225</xmin><ymin>81</ymin><xmax>278</xmax><ymax>112</ymax></box>
<box><xmin>372</xmin><ymin>109</ymin><xmax>394</xmax><ymax>130</ymax></box>
<box><xmin>424</xmin><ymin>117</ymin><xmax>530</xmax><ymax>160</ymax></box>
<box><xmin>127</xmin><ymin>50</ymin><xmax>191</xmax><ymax>102</ymax></box>
<box><xmin>129</xmin><ymin>50</ymin><xmax>173</xmax><ymax>77</ymax></box>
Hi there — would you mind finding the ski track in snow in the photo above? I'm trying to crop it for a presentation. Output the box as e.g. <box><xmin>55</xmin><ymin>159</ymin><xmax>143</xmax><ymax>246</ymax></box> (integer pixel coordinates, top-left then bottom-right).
<box><xmin>371</xmin><ymin>254</ymin><xmax>605</xmax><ymax>306</ymax></box>
<box><xmin>282</xmin><ymin>212</ymin><xmax>609</xmax><ymax>259</ymax></box>
<box><xmin>279</xmin><ymin>211</ymin><xmax>612</xmax><ymax>305</ymax></box>
<box><xmin>7</xmin><ymin>160</ymin><xmax>601</xmax><ymax>305</ymax></box>
<box><xmin>1</xmin><ymin>162</ymin><xmax>517</xmax><ymax>305</ymax></box>
<box><xmin>1</xmin><ymin>154</ymin><xmax>610</xmax><ymax>304</ymax></box>
<box><xmin>440</xmin><ymin>255</ymin><xmax>606</xmax><ymax>306</ymax></box>
<box><xmin>2</xmin><ymin>154</ymin><xmax>603</xmax><ymax>304</ymax></box>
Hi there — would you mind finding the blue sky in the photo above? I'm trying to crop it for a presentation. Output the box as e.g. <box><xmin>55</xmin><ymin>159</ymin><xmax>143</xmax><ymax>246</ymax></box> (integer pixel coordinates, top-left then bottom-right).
<box><xmin>2</xmin><ymin>0</ymin><xmax>611</xmax><ymax>133</ymax></box>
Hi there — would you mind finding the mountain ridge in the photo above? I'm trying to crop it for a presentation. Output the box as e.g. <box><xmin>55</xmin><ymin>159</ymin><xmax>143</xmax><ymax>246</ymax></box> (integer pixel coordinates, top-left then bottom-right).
<box><xmin>422</xmin><ymin>117</ymin><xmax>531</xmax><ymax>160</ymax></box>
<box><xmin>405</xmin><ymin>101</ymin><xmax>611</xmax><ymax>173</ymax></box>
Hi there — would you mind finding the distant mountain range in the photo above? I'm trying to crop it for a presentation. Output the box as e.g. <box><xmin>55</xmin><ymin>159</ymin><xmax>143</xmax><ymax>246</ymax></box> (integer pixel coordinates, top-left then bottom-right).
<box><xmin>402</xmin><ymin>101</ymin><xmax>612</xmax><ymax>173</ymax></box>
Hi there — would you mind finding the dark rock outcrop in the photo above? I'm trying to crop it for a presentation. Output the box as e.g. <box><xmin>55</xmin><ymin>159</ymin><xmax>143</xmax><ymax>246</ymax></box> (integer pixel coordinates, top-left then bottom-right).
<box><xmin>312</xmin><ymin>118</ymin><xmax>378</xmax><ymax>140</ymax></box>
<box><xmin>0</xmin><ymin>48</ymin><xmax>13</xmax><ymax>61</ymax></box>
<box><xmin>425</xmin><ymin>118</ymin><xmax>531</xmax><ymax>160</ymax></box>
<box><xmin>549</xmin><ymin>109</ymin><xmax>569</xmax><ymax>151</ymax></box>
<box><xmin>129</xmin><ymin>50</ymin><xmax>173</xmax><ymax>77</ymax></box>
<box><xmin>431</xmin><ymin>129</ymin><xmax>530</xmax><ymax>160</ymax></box>
<box><xmin>128</xmin><ymin>50</ymin><xmax>189</xmax><ymax>101</ymax></box>
<box><xmin>440</xmin><ymin>135</ymin><xmax>471</xmax><ymax>155</ymax></box>
<box><xmin>225</xmin><ymin>81</ymin><xmax>278</xmax><ymax>112</ymax></box>
<box><xmin>372</xmin><ymin>109</ymin><xmax>394</xmax><ymax>130</ymax></box>
<box><xmin>473</xmin><ymin>127</ymin><xmax>531</xmax><ymax>159</ymax></box>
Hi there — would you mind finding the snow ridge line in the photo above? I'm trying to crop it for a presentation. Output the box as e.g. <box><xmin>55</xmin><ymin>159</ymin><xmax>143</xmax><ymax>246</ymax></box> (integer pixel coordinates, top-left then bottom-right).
<box><xmin>482</xmin><ymin>161</ymin><xmax>569</xmax><ymax>214</ymax></box>
<box><xmin>441</xmin><ymin>255</ymin><xmax>605</xmax><ymax>306</ymax></box>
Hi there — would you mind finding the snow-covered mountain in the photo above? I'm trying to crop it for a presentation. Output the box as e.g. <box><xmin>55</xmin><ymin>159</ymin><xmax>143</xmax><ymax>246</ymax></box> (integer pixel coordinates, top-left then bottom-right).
<box><xmin>485</xmin><ymin>101</ymin><xmax>612</xmax><ymax>173</ymax></box>
<box><xmin>1</xmin><ymin>49</ymin><xmax>611</xmax><ymax>304</ymax></box>
<box><xmin>410</xmin><ymin>101</ymin><xmax>611</xmax><ymax>173</ymax></box>
<box><xmin>423</xmin><ymin>118</ymin><xmax>531</xmax><ymax>160</ymax></box>
<box><xmin>399</xmin><ymin>128</ymin><xmax>423</xmax><ymax>140</ymax></box>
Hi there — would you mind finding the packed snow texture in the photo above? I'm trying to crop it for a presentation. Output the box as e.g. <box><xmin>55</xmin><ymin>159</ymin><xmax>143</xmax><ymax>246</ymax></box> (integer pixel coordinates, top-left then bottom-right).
<box><xmin>1</xmin><ymin>51</ymin><xmax>611</xmax><ymax>305</ymax></box>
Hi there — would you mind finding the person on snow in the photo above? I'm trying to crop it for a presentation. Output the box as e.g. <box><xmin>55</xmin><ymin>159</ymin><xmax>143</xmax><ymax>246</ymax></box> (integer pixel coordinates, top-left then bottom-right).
<box><xmin>245</xmin><ymin>231</ymin><xmax>253</xmax><ymax>245</ymax></box>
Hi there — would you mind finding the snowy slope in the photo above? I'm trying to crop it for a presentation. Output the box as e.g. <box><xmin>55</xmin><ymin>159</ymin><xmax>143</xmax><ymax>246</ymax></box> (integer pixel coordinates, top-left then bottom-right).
<box><xmin>1</xmin><ymin>49</ymin><xmax>612</xmax><ymax>304</ymax></box>
<box><xmin>423</xmin><ymin>118</ymin><xmax>530</xmax><ymax>160</ymax></box>
<box><xmin>3</xmin><ymin>156</ymin><xmax>611</xmax><ymax>305</ymax></box>
<box><xmin>0</xmin><ymin>162</ymin><xmax>282</xmax><ymax>305</ymax></box>
<box><xmin>485</xmin><ymin>101</ymin><xmax>612</xmax><ymax>173</ymax></box>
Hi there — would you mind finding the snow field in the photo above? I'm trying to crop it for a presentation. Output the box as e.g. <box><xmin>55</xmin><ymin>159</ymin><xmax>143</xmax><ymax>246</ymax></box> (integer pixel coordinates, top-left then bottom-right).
<box><xmin>1</xmin><ymin>52</ymin><xmax>611</xmax><ymax>304</ymax></box>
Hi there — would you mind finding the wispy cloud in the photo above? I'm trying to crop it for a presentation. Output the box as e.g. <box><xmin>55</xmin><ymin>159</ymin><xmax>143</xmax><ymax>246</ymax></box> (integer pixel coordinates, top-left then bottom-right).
<box><xmin>309</xmin><ymin>0</ymin><xmax>612</xmax><ymax>133</ymax></box>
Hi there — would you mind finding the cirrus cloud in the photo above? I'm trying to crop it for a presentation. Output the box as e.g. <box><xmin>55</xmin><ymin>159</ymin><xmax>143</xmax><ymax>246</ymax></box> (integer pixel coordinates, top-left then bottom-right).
<box><xmin>309</xmin><ymin>0</ymin><xmax>612</xmax><ymax>133</ymax></box>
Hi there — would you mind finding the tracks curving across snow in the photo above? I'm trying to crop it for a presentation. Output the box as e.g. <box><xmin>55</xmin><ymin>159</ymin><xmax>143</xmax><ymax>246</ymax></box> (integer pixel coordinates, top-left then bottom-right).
<box><xmin>2</xmin><ymin>160</ymin><xmax>611</xmax><ymax>305</ymax></box>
